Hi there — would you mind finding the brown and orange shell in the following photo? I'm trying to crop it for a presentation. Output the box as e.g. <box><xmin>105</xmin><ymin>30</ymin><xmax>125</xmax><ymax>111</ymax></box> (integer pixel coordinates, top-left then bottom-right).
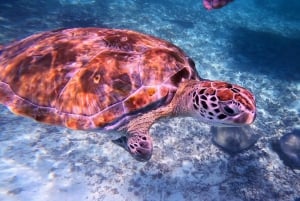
<box><xmin>0</xmin><ymin>28</ymin><xmax>199</xmax><ymax>130</ymax></box>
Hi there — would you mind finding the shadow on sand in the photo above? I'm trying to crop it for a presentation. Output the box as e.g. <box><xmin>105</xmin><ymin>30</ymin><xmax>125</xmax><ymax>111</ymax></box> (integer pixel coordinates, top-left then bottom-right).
<box><xmin>229</xmin><ymin>27</ymin><xmax>300</xmax><ymax>81</ymax></box>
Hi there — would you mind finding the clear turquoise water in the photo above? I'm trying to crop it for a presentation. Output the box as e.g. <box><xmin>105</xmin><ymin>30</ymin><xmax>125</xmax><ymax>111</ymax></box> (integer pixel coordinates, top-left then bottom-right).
<box><xmin>0</xmin><ymin>0</ymin><xmax>299</xmax><ymax>200</ymax></box>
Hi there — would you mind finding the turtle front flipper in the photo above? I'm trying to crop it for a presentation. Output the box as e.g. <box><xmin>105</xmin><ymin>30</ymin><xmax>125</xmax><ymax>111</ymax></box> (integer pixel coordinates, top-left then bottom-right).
<box><xmin>113</xmin><ymin>104</ymin><xmax>174</xmax><ymax>161</ymax></box>
<box><xmin>113</xmin><ymin>132</ymin><xmax>153</xmax><ymax>162</ymax></box>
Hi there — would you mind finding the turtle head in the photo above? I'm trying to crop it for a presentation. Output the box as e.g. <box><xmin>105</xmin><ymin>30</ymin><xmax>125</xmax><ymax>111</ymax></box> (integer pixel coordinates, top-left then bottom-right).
<box><xmin>180</xmin><ymin>80</ymin><xmax>256</xmax><ymax>126</ymax></box>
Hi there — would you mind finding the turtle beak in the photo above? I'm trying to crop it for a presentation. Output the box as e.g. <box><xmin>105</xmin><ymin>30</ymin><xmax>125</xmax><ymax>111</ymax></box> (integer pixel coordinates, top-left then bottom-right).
<box><xmin>232</xmin><ymin>111</ymin><xmax>256</xmax><ymax>125</ymax></box>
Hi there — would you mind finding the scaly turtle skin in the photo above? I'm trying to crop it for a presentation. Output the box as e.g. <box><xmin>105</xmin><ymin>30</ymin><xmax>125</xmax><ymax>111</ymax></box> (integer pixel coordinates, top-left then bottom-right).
<box><xmin>0</xmin><ymin>28</ymin><xmax>256</xmax><ymax>161</ymax></box>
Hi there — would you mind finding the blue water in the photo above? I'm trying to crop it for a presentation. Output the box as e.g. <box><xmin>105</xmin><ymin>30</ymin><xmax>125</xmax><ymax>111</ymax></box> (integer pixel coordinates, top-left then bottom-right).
<box><xmin>0</xmin><ymin>0</ymin><xmax>299</xmax><ymax>200</ymax></box>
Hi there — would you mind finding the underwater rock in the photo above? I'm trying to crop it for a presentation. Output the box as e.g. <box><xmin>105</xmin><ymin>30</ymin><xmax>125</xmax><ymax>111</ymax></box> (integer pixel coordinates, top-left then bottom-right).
<box><xmin>203</xmin><ymin>0</ymin><xmax>234</xmax><ymax>10</ymax></box>
<box><xmin>211</xmin><ymin>126</ymin><xmax>259</xmax><ymax>154</ymax></box>
<box><xmin>278</xmin><ymin>129</ymin><xmax>300</xmax><ymax>169</ymax></box>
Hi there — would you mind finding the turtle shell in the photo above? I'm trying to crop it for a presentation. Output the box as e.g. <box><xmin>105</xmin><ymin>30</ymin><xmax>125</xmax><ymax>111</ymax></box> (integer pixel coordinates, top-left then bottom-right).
<box><xmin>0</xmin><ymin>28</ymin><xmax>199</xmax><ymax>130</ymax></box>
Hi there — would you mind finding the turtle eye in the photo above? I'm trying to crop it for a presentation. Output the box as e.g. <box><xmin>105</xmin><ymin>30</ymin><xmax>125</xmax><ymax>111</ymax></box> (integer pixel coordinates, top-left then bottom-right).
<box><xmin>220</xmin><ymin>102</ymin><xmax>240</xmax><ymax>116</ymax></box>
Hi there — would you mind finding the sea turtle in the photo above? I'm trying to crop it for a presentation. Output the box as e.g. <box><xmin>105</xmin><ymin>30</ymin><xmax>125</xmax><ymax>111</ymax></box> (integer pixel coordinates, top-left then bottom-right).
<box><xmin>0</xmin><ymin>28</ymin><xmax>256</xmax><ymax>161</ymax></box>
<box><xmin>203</xmin><ymin>0</ymin><xmax>234</xmax><ymax>10</ymax></box>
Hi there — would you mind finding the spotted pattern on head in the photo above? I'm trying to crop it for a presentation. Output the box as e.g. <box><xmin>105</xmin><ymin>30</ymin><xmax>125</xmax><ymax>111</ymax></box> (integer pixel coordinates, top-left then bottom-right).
<box><xmin>190</xmin><ymin>80</ymin><xmax>256</xmax><ymax>126</ymax></box>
